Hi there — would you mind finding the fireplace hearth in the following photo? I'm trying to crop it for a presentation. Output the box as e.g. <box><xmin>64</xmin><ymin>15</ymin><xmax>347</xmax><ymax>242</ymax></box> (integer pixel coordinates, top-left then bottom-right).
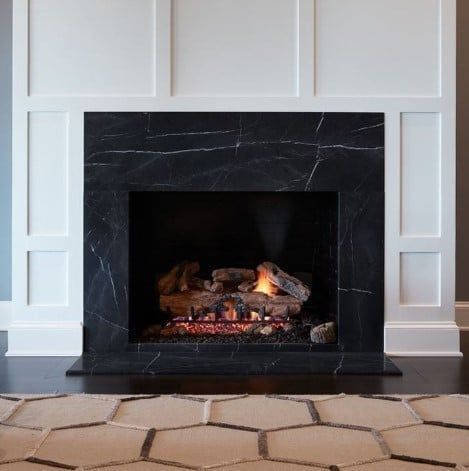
<box><xmin>67</xmin><ymin>111</ymin><xmax>400</xmax><ymax>375</ymax></box>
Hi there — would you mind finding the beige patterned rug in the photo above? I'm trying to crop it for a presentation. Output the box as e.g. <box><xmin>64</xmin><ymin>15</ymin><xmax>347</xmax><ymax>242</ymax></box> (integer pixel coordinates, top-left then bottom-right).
<box><xmin>0</xmin><ymin>394</ymin><xmax>468</xmax><ymax>470</ymax></box>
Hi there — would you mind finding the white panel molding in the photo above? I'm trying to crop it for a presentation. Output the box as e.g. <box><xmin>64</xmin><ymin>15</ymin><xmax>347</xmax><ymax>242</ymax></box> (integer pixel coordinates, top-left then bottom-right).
<box><xmin>384</xmin><ymin>112</ymin><xmax>400</xmax><ymax>329</ymax></box>
<box><xmin>439</xmin><ymin>0</ymin><xmax>457</xmax><ymax>333</ymax></box>
<box><xmin>456</xmin><ymin>302</ymin><xmax>469</xmax><ymax>330</ymax></box>
<box><xmin>400</xmin><ymin>113</ymin><xmax>441</xmax><ymax>237</ymax></box>
<box><xmin>28</xmin><ymin>0</ymin><xmax>157</xmax><ymax>97</ymax></box>
<box><xmin>6</xmin><ymin>321</ymin><xmax>82</xmax><ymax>356</ymax></box>
<box><xmin>170</xmin><ymin>0</ymin><xmax>299</xmax><ymax>97</ymax></box>
<box><xmin>67</xmin><ymin>111</ymin><xmax>84</xmax><ymax>319</ymax></box>
<box><xmin>19</xmin><ymin>96</ymin><xmax>449</xmax><ymax>113</ymax></box>
<box><xmin>0</xmin><ymin>302</ymin><xmax>12</xmax><ymax>331</ymax></box>
<box><xmin>28</xmin><ymin>111</ymin><xmax>69</xmax><ymax>236</ymax></box>
<box><xmin>297</xmin><ymin>0</ymin><xmax>315</xmax><ymax>97</ymax></box>
<box><xmin>28</xmin><ymin>251</ymin><xmax>68</xmax><ymax>306</ymax></box>
<box><xmin>314</xmin><ymin>0</ymin><xmax>441</xmax><ymax>97</ymax></box>
<box><xmin>13</xmin><ymin>0</ymin><xmax>28</xmax><ymax>100</ymax></box>
<box><xmin>399</xmin><ymin>252</ymin><xmax>441</xmax><ymax>307</ymax></box>
<box><xmin>10</xmin><ymin>0</ymin><xmax>458</xmax><ymax>356</ymax></box>
<box><xmin>156</xmin><ymin>0</ymin><xmax>172</xmax><ymax>98</ymax></box>
<box><xmin>440</xmin><ymin>0</ymin><xmax>457</xmax><ymax>101</ymax></box>
<box><xmin>385</xmin><ymin>322</ymin><xmax>461</xmax><ymax>357</ymax></box>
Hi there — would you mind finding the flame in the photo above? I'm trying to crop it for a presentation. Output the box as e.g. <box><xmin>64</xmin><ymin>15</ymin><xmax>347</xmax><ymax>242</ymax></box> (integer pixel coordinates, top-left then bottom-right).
<box><xmin>254</xmin><ymin>271</ymin><xmax>277</xmax><ymax>297</ymax></box>
<box><xmin>223</xmin><ymin>298</ymin><xmax>237</xmax><ymax>321</ymax></box>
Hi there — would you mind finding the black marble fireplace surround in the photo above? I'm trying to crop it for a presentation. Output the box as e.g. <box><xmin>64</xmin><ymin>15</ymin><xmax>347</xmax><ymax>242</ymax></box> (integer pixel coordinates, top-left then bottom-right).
<box><xmin>68</xmin><ymin>112</ymin><xmax>401</xmax><ymax>376</ymax></box>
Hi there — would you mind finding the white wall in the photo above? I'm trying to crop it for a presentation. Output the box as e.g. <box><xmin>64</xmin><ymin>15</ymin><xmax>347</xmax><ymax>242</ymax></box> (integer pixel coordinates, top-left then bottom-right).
<box><xmin>9</xmin><ymin>0</ymin><xmax>459</xmax><ymax>356</ymax></box>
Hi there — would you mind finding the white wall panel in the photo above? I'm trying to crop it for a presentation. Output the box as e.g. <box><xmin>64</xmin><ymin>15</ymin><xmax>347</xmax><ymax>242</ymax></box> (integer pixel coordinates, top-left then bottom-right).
<box><xmin>401</xmin><ymin>113</ymin><xmax>441</xmax><ymax>236</ymax></box>
<box><xmin>400</xmin><ymin>252</ymin><xmax>441</xmax><ymax>306</ymax></box>
<box><xmin>28</xmin><ymin>112</ymin><xmax>68</xmax><ymax>235</ymax></box>
<box><xmin>29</xmin><ymin>0</ymin><xmax>156</xmax><ymax>96</ymax></box>
<box><xmin>315</xmin><ymin>0</ymin><xmax>441</xmax><ymax>97</ymax></box>
<box><xmin>28</xmin><ymin>252</ymin><xmax>68</xmax><ymax>306</ymax></box>
<box><xmin>171</xmin><ymin>0</ymin><xmax>298</xmax><ymax>96</ymax></box>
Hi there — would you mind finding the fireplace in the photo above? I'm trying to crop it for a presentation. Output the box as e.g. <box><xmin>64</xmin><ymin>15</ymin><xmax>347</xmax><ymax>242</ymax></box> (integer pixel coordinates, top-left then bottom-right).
<box><xmin>72</xmin><ymin>111</ymin><xmax>395</xmax><ymax>374</ymax></box>
<box><xmin>129</xmin><ymin>191</ymin><xmax>338</xmax><ymax>345</ymax></box>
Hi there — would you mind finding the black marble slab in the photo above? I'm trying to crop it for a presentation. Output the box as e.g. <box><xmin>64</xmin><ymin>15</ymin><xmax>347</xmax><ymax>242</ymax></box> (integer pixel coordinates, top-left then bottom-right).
<box><xmin>84</xmin><ymin>112</ymin><xmax>385</xmax><ymax>356</ymax></box>
<box><xmin>67</xmin><ymin>352</ymin><xmax>401</xmax><ymax>376</ymax></box>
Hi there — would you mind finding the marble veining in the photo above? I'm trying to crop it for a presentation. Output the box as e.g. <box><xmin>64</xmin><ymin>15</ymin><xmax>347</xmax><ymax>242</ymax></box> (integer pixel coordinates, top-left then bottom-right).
<box><xmin>67</xmin><ymin>351</ymin><xmax>401</xmax><ymax>376</ymax></box>
<box><xmin>85</xmin><ymin>112</ymin><xmax>384</xmax><ymax>193</ymax></box>
<box><xmin>82</xmin><ymin>112</ymin><xmax>385</xmax><ymax>372</ymax></box>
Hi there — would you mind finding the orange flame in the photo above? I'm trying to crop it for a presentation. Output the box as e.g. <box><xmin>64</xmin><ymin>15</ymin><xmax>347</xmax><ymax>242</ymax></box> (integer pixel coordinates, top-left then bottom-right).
<box><xmin>223</xmin><ymin>298</ymin><xmax>237</xmax><ymax>321</ymax></box>
<box><xmin>254</xmin><ymin>271</ymin><xmax>277</xmax><ymax>297</ymax></box>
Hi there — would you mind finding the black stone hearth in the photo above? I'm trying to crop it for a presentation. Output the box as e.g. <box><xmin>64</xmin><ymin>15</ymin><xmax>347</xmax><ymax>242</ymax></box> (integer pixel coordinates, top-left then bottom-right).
<box><xmin>68</xmin><ymin>352</ymin><xmax>401</xmax><ymax>376</ymax></box>
<box><xmin>67</xmin><ymin>112</ymin><xmax>400</xmax><ymax>375</ymax></box>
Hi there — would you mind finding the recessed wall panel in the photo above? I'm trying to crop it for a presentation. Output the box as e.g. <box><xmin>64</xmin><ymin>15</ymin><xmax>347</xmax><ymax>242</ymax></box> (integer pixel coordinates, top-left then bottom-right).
<box><xmin>29</xmin><ymin>0</ymin><xmax>156</xmax><ymax>96</ymax></box>
<box><xmin>401</xmin><ymin>113</ymin><xmax>441</xmax><ymax>236</ymax></box>
<box><xmin>28</xmin><ymin>252</ymin><xmax>68</xmax><ymax>306</ymax></box>
<box><xmin>28</xmin><ymin>112</ymin><xmax>68</xmax><ymax>235</ymax></box>
<box><xmin>171</xmin><ymin>0</ymin><xmax>298</xmax><ymax>96</ymax></box>
<box><xmin>315</xmin><ymin>0</ymin><xmax>440</xmax><ymax>96</ymax></box>
<box><xmin>400</xmin><ymin>253</ymin><xmax>440</xmax><ymax>306</ymax></box>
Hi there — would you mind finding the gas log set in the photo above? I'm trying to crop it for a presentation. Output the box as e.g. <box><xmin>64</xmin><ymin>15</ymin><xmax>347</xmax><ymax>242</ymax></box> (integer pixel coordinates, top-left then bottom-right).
<box><xmin>141</xmin><ymin>261</ymin><xmax>337</xmax><ymax>344</ymax></box>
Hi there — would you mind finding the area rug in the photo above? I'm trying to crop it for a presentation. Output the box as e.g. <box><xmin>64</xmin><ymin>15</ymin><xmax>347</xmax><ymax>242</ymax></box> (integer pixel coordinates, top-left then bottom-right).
<box><xmin>0</xmin><ymin>394</ymin><xmax>468</xmax><ymax>470</ymax></box>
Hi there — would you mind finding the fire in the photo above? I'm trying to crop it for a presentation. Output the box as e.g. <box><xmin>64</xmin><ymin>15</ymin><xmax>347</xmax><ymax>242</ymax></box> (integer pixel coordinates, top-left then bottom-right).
<box><xmin>254</xmin><ymin>271</ymin><xmax>277</xmax><ymax>297</ymax></box>
<box><xmin>163</xmin><ymin>320</ymin><xmax>286</xmax><ymax>336</ymax></box>
<box><xmin>223</xmin><ymin>298</ymin><xmax>237</xmax><ymax>321</ymax></box>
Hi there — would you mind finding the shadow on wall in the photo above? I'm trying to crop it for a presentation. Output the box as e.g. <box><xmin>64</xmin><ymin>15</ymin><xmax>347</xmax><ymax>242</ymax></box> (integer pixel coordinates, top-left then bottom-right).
<box><xmin>457</xmin><ymin>0</ymin><xmax>469</xmax><ymax>301</ymax></box>
<box><xmin>0</xmin><ymin>0</ymin><xmax>12</xmax><ymax>301</ymax></box>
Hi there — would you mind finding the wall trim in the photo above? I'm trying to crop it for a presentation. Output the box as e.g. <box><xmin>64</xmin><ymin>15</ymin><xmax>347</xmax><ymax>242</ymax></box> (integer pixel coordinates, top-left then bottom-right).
<box><xmin>456</xmin><ymin>301</ymin><xmax>469</xmax><ymax>330</ymax></box>
<box><xmin>385</xmin><ymin>321</ymin><xmax>462</xmax><ymax>357</ymax></box>
<box><xmin>0</xmin><ymin>301</ymin><xmax>12</xmax><ymax>331</ymax></box>
<box><xmin>6</xmin><ymin>321</ymin><xmax>83</xmax><ymax>356</ymax></box>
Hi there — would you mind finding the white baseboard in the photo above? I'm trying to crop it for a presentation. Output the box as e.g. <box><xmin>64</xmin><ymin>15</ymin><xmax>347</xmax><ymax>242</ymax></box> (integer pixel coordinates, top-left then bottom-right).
<box><xmin>0</xmin><ymin>301</ymin><xmax>12</xmax><ymax>331</ymax></box>
<box><xmin>456</xmin><ymin>302</ymin><xmax>469</xmax><ymax>331</ymax></box>
<box><xmin>6</xmin><ymin>321</ymin><xmax>83</xmax><ymax>356</ymax></box>
<box><xmin>385</xmin><ymin>321</ymin><xmax>462</xmax><ymax>357</ymax></box>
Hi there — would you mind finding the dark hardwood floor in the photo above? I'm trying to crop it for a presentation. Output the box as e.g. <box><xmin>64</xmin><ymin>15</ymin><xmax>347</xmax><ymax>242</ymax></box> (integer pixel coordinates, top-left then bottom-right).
<box><xmin>0</xmin><ymin>332</ymin><xmax>468</xmax><ymax>394</ymax></box>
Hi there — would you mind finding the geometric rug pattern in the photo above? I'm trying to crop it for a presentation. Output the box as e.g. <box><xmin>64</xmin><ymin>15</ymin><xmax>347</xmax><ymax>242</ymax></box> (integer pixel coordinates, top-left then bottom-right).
<box><xmin>0</xmin><ymin>394</ymin><xmax>468</xmax><ymax>470</ymax></box>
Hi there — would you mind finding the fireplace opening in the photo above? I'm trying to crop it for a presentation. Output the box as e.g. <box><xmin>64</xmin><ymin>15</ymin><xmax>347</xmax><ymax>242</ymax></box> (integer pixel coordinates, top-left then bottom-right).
<box><xmin>129</xmin><ymin>191</ymin><xmax>338</xmax><ymax>345</ymax></box>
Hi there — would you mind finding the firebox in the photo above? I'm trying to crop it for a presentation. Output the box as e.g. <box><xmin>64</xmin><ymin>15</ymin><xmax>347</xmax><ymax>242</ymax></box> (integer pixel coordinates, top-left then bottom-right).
<box><xmin>129</xmin><ymin>192</ymin><xmax>338</xmax><ymax>345</ymax></box>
